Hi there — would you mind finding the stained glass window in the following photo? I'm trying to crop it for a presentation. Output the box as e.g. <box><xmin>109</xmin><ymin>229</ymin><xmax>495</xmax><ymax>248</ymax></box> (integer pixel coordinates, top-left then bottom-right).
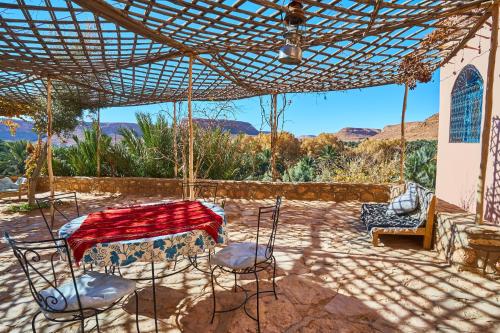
<box><xmin>449</xmin><ymin>65</ymin><xmax>484</xmax><ymax>143</ymax></box>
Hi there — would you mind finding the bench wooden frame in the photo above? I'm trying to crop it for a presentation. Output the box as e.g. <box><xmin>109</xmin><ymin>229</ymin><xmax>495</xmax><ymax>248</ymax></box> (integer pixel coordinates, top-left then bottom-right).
<box><xmin>372</xmin><ymin>194</ymin><xmax>437</xmax><ymax>250</ymax></box>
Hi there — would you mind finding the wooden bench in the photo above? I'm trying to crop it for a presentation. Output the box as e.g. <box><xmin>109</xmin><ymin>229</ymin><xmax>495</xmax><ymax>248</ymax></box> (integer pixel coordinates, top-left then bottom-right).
<box><xmin>0</xmin><ymin>177</ymin><xmax>28</xmax><ymax>200</ymax></box>
<box><xmin>361</xmin><ymin>182</ymin><xmax>436</xmax><ymax>250</ymax></box>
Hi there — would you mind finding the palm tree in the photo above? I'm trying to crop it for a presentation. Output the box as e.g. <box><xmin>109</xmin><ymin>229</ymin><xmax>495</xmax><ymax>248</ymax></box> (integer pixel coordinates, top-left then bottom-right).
<box><xmin>0</xmin><ymin>140</ymin><xmax>28</xmax><ymax>176</ymax></box>
<box><xmin>66</xmin><ymin>128</ymin><xmax>111</xmax><ymax>176</ymax></box>
<box><xmin>119</xmin><ymin>113</ymin><xmax>175</xmax><ymax>178</ymax></box>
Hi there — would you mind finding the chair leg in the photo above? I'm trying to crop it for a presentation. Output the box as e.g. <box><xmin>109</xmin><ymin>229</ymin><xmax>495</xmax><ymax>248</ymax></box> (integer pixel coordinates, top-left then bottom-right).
<box><xmin>272</xmin><ymin>256</ymin><xmax>278</xmax><ymax>300</ymax></box>
<box><xmin>254</xmin><ymin>271</ymin><xmax>261</xmax><ymax>333</ymax></box>
<box><xmin>234</xmin><ymin>273</ymin><xmax>238</xmax><ymax>292</ymax></box>
<box><xmin>31</xmin><ymin>311</ymin><xmax>41</xmax><ymax>333</ymax></box>
<box><xmin>95</xmin><ymin>314</ymin><xmax>100</xmax><ymax>333</ymax></box>
<box><xmin>210</xmin><ymin>266</ymin><xmax>218</xmax><ymax>324</ymax></box>
<box><xmin>135</xmin><ymin>291</ymin><xmax>140</xmax><ymax>333</ymax></box>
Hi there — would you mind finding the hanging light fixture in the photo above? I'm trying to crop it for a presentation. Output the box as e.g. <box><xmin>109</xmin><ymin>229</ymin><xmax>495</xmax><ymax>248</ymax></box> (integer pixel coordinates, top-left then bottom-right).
<box><xmin>279</xmin><ymin>0</ymin><xmax>306</xmax><ymax>65</ymax></box>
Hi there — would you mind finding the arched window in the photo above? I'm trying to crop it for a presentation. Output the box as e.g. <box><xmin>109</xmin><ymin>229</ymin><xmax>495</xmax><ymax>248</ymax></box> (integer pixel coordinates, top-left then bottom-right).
<box><xmin>449</xmin><ymin>65</ymin><xmax>484</xmax><ymax>143</ymax></box>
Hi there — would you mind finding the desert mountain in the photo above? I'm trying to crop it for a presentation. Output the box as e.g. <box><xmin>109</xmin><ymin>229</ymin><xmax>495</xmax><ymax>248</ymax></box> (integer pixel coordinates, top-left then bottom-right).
<box><xmin>370</xmin><ymin>113</ymin><xmax>438</xmax><ymax>141</ymax></box>
<box><xmin>0</xmin><ymin>118</ymin><xmax>259</xmax><ymax>143</ymax></box>
<box><xmin>190</xmin><ymin>118</ymin><xmax>259</xmax><ymax>135</ymax></box>
<box><xmin>333</xmin><ymin>128</ymin><xmax>381</xmax><ymax>142</ymax></box>
<box><xmin>0</xmin><ymin>114</ymin><xmax>438</xmax><ymax>143</ymax></box>
<box><xmin>0</xmin><ymin>118</ymin><xmax>141</xmax><ymax>145</ymax></box>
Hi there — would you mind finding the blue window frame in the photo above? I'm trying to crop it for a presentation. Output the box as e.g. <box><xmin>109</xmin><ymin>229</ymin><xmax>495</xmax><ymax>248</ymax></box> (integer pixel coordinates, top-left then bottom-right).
<box><xmin>449</xmin><ymin>65</ymin><xmax>484</xmax><ymax>143</ymax></box>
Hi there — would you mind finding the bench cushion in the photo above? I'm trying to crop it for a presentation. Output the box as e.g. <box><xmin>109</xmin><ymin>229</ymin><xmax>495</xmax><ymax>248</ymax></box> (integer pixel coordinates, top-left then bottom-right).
<box><xmin>361</xmin><ymin>203</ymin><xmax>423</xmax><ymax>234</ymax></box>
<box><xmin>409</xmin><ymin>183</ymin><xmax>434</xmax><ymax>224</ymax></box>
<box><xmin>387</xmin><ymin>182</ymin><xmax>419</xmax><ymax>215</ymax></box>
<box><xmin>0</xmin><ymin>177</ymin><xmax>18</xmax><ymax>191</ymax></box>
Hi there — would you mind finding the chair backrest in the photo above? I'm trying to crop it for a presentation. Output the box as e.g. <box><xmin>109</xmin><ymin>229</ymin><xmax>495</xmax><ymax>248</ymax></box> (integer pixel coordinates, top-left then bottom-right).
<box><xmin>181</xmin><ymin>181</ymin><xmax>218</xmax><ymax>204</ymax></box>
<box><xmin>4</xmin><ymin>232</ymin><xmax>84</xmax><ymax>317</ymax></box>
<box><xmin>35</xmin><ymin>192</ymin><xmax>80</xmax><ymax>239</ymax></box>
<box><xmin>255</xmin><ymin>196</ymin><xmax>282</xmax><ymax>264</ymax></box>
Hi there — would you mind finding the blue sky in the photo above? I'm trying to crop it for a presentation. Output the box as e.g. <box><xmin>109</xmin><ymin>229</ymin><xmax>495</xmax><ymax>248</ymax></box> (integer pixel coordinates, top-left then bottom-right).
<box><xmin>99</xmin><ymin>71</ymin><xmax>440</xmax><ymax>137</ymax></box>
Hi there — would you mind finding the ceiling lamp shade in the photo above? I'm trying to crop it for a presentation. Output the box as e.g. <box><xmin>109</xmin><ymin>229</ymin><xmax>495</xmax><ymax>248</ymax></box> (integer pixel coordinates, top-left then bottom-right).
<box><xmin>279</xmin><ymin>1</ymin><xmax>306</xmax><ymax>65</ymax></box>
<box><xmin>279</xmin><ymin>32</ymin><xmax>303</xmax><ymax>65</ymax></box>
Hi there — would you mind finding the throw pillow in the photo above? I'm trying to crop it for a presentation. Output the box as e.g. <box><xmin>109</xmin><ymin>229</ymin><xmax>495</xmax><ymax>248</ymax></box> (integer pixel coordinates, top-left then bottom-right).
<box><xmin>386</xmin><ymin>182</ymin><xmax>419</xmax><ymax>216</ymax></box>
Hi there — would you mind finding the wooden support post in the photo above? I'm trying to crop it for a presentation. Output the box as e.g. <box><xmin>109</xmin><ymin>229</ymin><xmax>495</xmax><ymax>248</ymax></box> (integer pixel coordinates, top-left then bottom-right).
<box><xmin>173</xmin><ymin>102</ymin><xmax>178</xmax><ymax>178</ymax></box>
<box><xmin>96</xmin><ymin>108</ymin><xmax>101</xmax><ymax>177</ymax></box>
<box><xmin>476</xmin><ymin>4</ymin><xmax>499</xmax><ymax>225</ymax></box>
<box><xmin>187</xmin><ymin>56</ymin><xmax>194</xmax><ymax>199</ymax></box>
<box><xmin>400</xmin><ymin>83</ymin><xmax>409</xmax><ymax>184</ymax></box>
<box><xmin>46</xmin><ymin>77</ymin><xmax>55</xmax><ymax>226</ymax></box>
<box><xmin>47</xmin><ymin>77</ymin><xmax>54</xmax><ymax>198</ymax></box>
<box><xmin>271</xmin><ymin>94</ymin><xmax>278</xmax><ymax>182</ymax></box>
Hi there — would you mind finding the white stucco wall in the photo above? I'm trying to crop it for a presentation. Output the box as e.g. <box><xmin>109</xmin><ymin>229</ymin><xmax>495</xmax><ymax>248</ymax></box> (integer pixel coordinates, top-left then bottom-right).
<box><xmin>436</xmin><ymin>14</ymin><xmax>500</xmax><ymax>224</ymax></box>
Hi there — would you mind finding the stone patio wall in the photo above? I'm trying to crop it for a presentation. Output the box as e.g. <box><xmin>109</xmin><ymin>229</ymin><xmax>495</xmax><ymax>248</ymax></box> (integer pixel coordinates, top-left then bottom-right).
<box><xmin>435</xmin><ymin>203</ymin><xmax>500</xmax><ymax>276</ymax></box>
<box><xmin>37</xmin><ymin>176</ymin><xmax>390</xmax><ymax>202</ymax></box>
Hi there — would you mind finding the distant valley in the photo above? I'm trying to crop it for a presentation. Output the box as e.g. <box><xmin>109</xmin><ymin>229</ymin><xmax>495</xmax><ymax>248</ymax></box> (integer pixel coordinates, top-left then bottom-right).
<box><xmin>0</xmin><ymin>113</ymin><xmax>438</xmax><ymax>144</ymax></box>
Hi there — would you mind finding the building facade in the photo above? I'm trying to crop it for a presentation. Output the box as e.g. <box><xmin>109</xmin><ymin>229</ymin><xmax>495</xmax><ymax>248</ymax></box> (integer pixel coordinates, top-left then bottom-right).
<box><xmin>436</xmin><ymin>15</ymin><xmax>500</xmax><ymax>224</ymax></box>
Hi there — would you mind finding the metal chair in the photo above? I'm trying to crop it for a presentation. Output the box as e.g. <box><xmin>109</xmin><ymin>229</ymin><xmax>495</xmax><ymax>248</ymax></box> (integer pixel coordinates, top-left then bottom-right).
<box><xmin>181</xmin><ymin>181</ymin><xmax>225</xmax><ymax>207</ymax></box>
<box><xmin>4</xmin><ymin>232</ymin><xmax>137</xmax><ymax>333</ymax></box>
<box><xmin>209</xmin><ymin>196</ymin><xmax>282</xmax><ymax>332</ymax></box>
<box><xmin>35</xmin><ymin>192</ymin><xmax>80</xmax><ymax>239</ymax></box>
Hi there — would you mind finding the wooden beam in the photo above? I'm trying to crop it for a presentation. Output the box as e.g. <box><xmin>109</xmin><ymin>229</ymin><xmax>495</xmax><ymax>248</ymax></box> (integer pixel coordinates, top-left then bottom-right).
<box><xmin>400</xmin><ymin>83</ymin><xmax>409</xmax><ymax>183</ymax></box>
<box><xmin>476</xmin><ymin>4</ymin><xmax>499</xmax><ymax>225</ymax></box>
<box><xmin>173</xmin><ymin>101</ymin><xmax>178</xmax><ymax>178</ymax></box>
<box><xmin>72</xmin><ymin>0</ymin><xmax>262</xmax><ymax>95</ymax></box>
<box><xmin>440</xmin><ymin>12</ymin><xmax>491</xmax><ymax>67</ymax></box>
<box><xmin>188</xmin><ymin>56</ymin><xmax>194</xmax><ymax>199</ymax></box>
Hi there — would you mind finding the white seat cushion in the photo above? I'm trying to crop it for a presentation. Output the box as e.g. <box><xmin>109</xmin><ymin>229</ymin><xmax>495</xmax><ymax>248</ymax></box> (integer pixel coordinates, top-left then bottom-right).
<box><xmin>386</xmin><ymin>182</ymin><xmax>419</xmax><ymax>216</ymax></box>
<box><xmin>39</xmin><ymin>272</ymin><xmax>135</xmax><ymax>317</ymax></box>
<box><xmin>211</xmin><ymin>242</ymin><xmax>269</xmax><ymax>270</ymax></box>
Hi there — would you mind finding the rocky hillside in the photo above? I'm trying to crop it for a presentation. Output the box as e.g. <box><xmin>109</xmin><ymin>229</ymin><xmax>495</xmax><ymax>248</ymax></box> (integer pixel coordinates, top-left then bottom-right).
<box><xmin>0</xmin><ymin>118</ymin><xmax>141</xmax><ymax>145</ymax></box>
<box><xmin>370</xmin><ymin>113</ymin><xmax>438</xmax><ymax>141</ymax></box>
<box><xmin>333</xmin><ymin>127</ymin><xmax>381</xmax><ymax>142</ymax></box>
<box><xmin>191</xmin><ymin>118</ymin><xmax>259</xmax><ymax>135</ymax></box>
<box><xmin>0</xmin><ymin>114</ymin><xmax>439</xmax><ymax>143</ymax></box>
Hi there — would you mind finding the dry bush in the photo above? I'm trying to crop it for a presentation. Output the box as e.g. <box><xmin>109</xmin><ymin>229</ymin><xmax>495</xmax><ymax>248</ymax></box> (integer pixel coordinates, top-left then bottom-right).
<box><xmin>300</xmin><ymin>133</ymin><xmax>344</xmax><ymax>157</ymax></box>
<box><xmin>333</xmin><ymin>156</ymin><xmax>399</xmax><ymax>184</ymax></box>
<box><xmin>241</xmin><ymin>131</ymin><xmax>301</xmax><ymax>165</ymax></box>
<box><xmin>353</xmin><ymin>139</ymin><xmax>401</xmax><ymax>163</ymax></box>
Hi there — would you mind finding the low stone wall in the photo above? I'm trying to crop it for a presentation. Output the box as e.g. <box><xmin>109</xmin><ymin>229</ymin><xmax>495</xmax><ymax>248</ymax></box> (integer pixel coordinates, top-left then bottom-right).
<box><xmin>37</xmin><ymin>176</ymin><xmax>390</xmax><ymax>202</ymax></box>
<box><xmin>435</xmin><ymin>201</ymin><xmax>500</xmax><ymax>276</ymax></box>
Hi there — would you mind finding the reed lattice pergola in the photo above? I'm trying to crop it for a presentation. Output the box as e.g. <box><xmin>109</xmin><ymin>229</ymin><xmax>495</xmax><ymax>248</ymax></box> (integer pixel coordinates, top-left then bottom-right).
<box><xmin>0</xmin><ymin>0</ymin><xmax>498</xmax><ymax>223</ymax></box>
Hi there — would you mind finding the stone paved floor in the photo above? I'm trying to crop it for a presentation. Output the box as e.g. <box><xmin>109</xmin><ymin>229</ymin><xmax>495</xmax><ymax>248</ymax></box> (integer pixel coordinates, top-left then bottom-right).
<box><xmin>0</xmin><ymin>193</ymin><xmax>499</xmax><ymax>332</ymax></box>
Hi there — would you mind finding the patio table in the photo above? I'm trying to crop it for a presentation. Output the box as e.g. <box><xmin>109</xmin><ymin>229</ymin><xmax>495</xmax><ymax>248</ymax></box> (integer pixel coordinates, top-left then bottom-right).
<box><xmin>58</xmin><ymin>200</ymin><xmax>227</xmax><ymax>332</ymax></box>
<box><xmin>59</xmin><ymin>200</ymin><xmax>227</xmax><ymax>267</ymax></box>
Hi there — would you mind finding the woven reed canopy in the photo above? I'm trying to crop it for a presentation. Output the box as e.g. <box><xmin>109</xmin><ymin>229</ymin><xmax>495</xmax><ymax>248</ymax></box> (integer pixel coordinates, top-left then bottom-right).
<box><xmin>0</xmin><ymin>0</ymin><xmax>495</xmax><ymax>107</ymax></box>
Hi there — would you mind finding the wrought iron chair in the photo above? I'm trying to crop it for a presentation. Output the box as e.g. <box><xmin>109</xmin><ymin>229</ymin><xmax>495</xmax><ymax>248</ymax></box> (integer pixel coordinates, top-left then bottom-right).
<box><xmin>35</xmin><ymin>192</ymin><xmax>80</xmax><ymax>239</ymax></box>
<box><xmin>209</xmin><ymin>196</ymin><xmax>282</xmax><ymax>332</ymax></box>
<box><xmin>181</xmin><ymin>181</ymin><xmax>225</xmax><ymax>208</ymax></box>
<box><xmin>4</xmin><ymin>232</ymin><xmax>137</xmax><ymax>333</ymax></box>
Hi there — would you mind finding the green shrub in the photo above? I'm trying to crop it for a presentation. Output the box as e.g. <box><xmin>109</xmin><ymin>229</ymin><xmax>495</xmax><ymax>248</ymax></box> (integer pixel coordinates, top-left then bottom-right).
<box><xmin>4</xmin><ymin>201</ymin><xmax>49</xmax><ymax>213</ymax></box>
<box><xmin>405</xmin><ymin>143</ymin><xmax>437</xmax><ymax>189</ymax></box>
